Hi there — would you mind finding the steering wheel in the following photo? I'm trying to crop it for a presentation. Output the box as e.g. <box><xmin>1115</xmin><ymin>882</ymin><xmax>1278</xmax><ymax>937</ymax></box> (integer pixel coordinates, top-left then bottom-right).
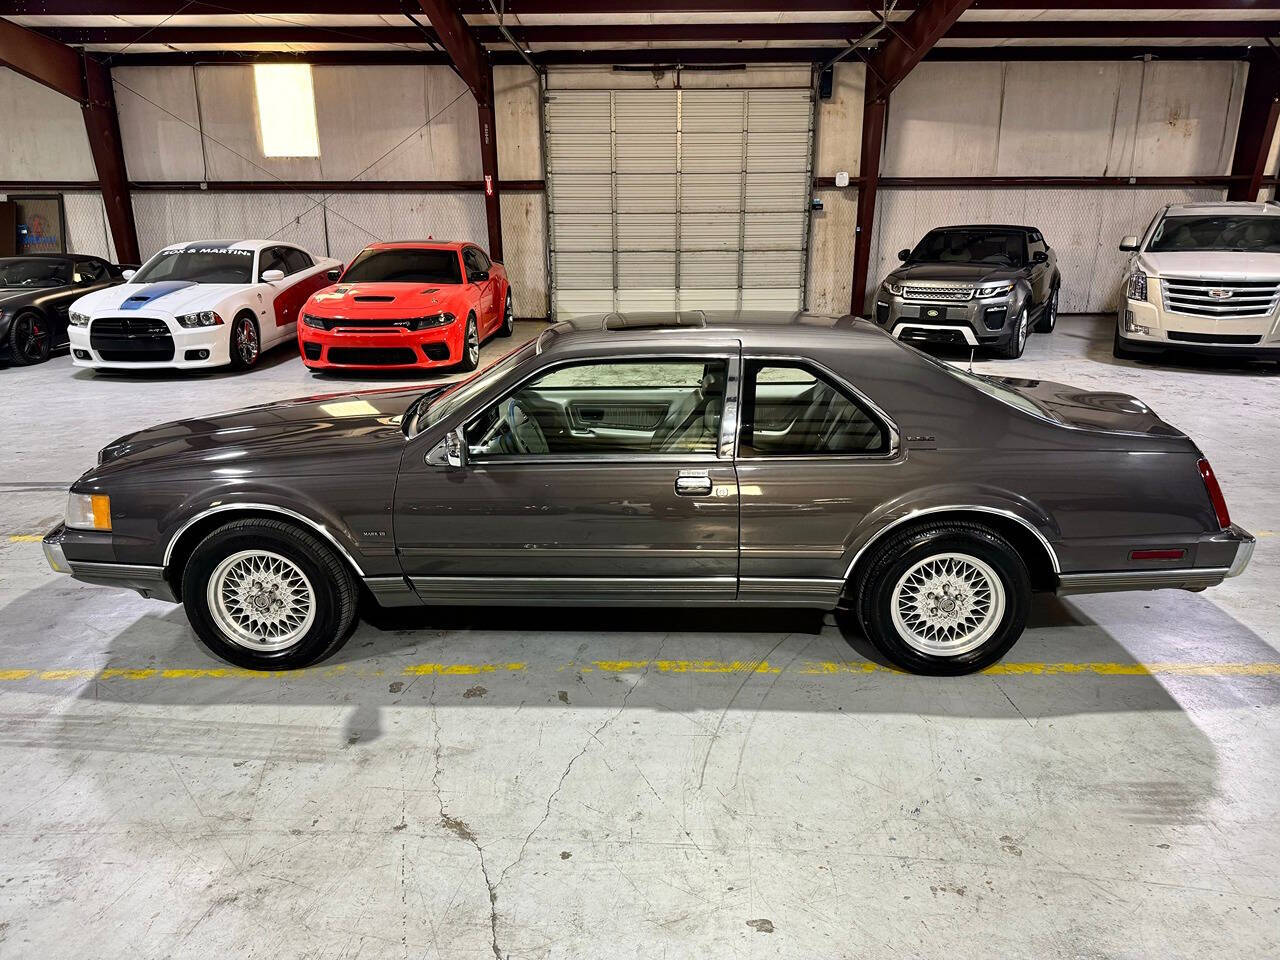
<box><xmin>501</xmin><ymin>397</ymin><xmax>549</xmax><ymax>454</ymax></box>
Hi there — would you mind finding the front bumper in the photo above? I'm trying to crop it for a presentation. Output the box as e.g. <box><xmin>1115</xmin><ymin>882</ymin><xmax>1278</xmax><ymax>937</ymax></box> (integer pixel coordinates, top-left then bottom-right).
<box><xmin>298</xmin><ymin>321</ymin><xmax>462</xmax><ymax>370</ymax></box>
<box><xmin>1119</xmin><ymin>293</ymin><xmax>1280</xmax><ymax>359</ymax></box>
<box><xmin>42</xmin><ymin>523</ymin><xmax>177</xmax><ymax>602</ymax></box>
<box><xmin>69</xmin><ymin>313</ymin><xmax>234</xmax><ymax>370</ymax></box>
<box><xmin>873</xmin><ymin>288</ymin><xmax>1016</xmax><ymax>347</ymax></box>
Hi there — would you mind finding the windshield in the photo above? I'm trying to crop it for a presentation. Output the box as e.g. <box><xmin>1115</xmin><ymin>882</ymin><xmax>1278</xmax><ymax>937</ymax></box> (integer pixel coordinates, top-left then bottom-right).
<box><xmin>341</xmin><ymin>249</ymin><xmax>463</xmax><ymax>285</ymax></box>
<box><xmin>132</xmin><ymin>248</ymin><xmax>254</xmax><ymax>284</ymax></box>
<box><xmin>1147</xmin><ymin>215</ymin><xmax>1280</xmax><ymax>253</ymax></box>
<box><xmin>0</xmin><ymin>258</ymin><xmax>69</xmax><ymax>287</ymax></box>
<box><xmin>909</xmin><ymin>229</ymin><xmax>1027</xmax><ymax>268</ymax></box>
<box><xmin>409</xmin><ymin>340</ymin><xmax>537</xmax><ymax>437</ymax></box>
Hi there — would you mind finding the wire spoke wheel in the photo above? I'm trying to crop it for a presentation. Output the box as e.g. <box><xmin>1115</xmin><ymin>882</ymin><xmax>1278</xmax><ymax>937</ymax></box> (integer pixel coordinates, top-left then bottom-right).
<box><xmin>890</xmin><ymin>552</ymin><xmax>1006</xmax><ymax>657</ymax></box>
<box><xmin>207</xmin><ymin>549</ymin><xmax>316</xmax><ymax>652</ymax></box>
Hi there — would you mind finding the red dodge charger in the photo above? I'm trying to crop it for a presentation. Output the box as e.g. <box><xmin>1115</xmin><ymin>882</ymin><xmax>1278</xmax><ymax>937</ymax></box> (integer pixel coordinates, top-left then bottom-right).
<box><xmin>298</xmin><ymin>241</ymin><xmax>513</xmax><ymax>372</ymax></box>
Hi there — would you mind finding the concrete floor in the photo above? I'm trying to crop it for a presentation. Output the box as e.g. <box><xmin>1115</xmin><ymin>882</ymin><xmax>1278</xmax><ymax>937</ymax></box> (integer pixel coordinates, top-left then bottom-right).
<box><xmin>1</xmin><ymin>317</ymin><xmax>1278</xmax><ymax>959</ymax></box>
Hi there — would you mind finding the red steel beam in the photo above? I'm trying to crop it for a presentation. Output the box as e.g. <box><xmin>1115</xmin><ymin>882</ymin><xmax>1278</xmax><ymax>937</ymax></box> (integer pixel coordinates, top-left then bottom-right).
<box><xmin>414</xmin><ymin>0</ymin><xmax>503</xmax><ymax>261</ymax></box>
<box><xmin>3</xmin><ymin>0</ymin><xmax>1279</xmax><ymax>11</ymax></box>
<box><xmin>1228</xmin><ymin>50</ymin><xmax>1280</xmax><ymax>201</ymax></box>
<box><xmin>0</xmin><ymin>18</ymin><xmax>139</xmax><ymax>262</ymax></box>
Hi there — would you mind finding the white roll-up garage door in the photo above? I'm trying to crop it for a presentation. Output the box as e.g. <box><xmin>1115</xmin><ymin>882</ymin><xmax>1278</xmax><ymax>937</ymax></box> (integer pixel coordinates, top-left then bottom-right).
<box><xmin>546</xmin><ymin>84</ymin><xmax>814</xmax><ymax>318</ymax></box>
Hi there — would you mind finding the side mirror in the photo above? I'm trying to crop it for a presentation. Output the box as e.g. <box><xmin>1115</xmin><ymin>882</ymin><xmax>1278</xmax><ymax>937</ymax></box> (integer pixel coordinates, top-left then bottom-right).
<box><xmin>261</xmin><ymin>269</ymin><xmax>285</xmax><ymax>282</ymax></box>
<box><xmin>897</xmin><ymin>248</ymin><xmax>911</xmax><ymax>262</ymax></box>
<box><xmin>326</xmin><ymin>268</ymin><xmax>342</xmax><ymax>282</ymax></box>
<box><xmin>121</xmin><ymin>269</ymin><xmax>135</xmax><ymax>280</ymax></box>
<box><xmin>1119</xmin><ymin>236</ymin><xmax>1139</xmax><ymax>252</ymax></box>
<box><xmin>1032</xmin><ymin>250</ymin><xmax>1049</xmax><ymax>264</ymax></box>
<box><xmin>468</xmin><ymin>269</ymin><xmax>489</xmax><ymax>283</ymax></box>
<box><xmin>428</xmin><ymin>428</ymin><xmax>468</xmax><ymax>469</ymax></box>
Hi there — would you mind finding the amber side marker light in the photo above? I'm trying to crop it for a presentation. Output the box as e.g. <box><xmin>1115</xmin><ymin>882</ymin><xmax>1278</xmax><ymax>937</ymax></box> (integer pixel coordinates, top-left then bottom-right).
<box><xmin>1197</xmin><ymin>458</ymin><xmax>1231</xmax><ymax>530</ymax></box>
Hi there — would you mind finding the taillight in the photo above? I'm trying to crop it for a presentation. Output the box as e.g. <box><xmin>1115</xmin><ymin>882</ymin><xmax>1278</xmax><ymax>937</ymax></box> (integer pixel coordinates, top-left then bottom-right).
<box><xmin>1197</xmin><ymin>458</ymin><xmax>1231</xmax><ymax>530</ymax></box>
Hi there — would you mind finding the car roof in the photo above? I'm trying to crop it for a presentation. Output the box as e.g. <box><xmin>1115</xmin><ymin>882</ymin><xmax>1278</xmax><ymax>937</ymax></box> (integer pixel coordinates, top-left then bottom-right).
<box><xmin>1163</xmin><ymin>201</ymin><xmax>1280</xmax><ymax>218</ymax></box>
<box><xmin>155</xmin><ymin>240</ymin><xmax>290</xmax><ymax>254</ymax></box>
<box><xmin>364</xmin><ymin>241</ymin><xmax>469</xmax><ymax>251</ymax></box>
<box><xmin>536</xmin><ymin>309</ymin><xmax>899</xmax><ymax>354</ymax></box>
<box><xmin>924</xmin><ymin>224</ymin><xmax>1039</xmax><ymax>233</ymax></box>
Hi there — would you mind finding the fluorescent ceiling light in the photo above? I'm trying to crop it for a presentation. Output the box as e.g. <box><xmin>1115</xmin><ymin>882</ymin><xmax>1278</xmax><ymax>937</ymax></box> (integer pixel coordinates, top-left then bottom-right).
<box><xmin>254</xmin><ymin>63</ymin><xmax>320</xmax><ymax>158</ymax></box>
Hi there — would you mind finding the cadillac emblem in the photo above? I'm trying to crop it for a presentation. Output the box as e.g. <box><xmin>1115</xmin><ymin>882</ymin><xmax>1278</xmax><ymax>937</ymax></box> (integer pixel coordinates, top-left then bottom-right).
<box><xmin>1207</xmin><ymin>288</ymin><xmax>1233</xmax><ymax>300</ymax></box>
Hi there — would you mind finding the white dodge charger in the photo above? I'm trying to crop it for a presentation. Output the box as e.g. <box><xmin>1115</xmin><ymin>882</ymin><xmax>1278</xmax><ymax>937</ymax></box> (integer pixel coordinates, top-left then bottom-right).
<box><xmin>68</xmin><ymin>239</ymin><xmax>341</xmax><ymax>372</ymax></box>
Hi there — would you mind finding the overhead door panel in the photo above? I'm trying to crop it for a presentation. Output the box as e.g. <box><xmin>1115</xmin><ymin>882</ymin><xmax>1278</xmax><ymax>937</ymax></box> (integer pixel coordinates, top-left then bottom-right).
<box><xmin>548</xmin><ymin>81</ymin><xmax>813</xmax><ymax>318</ymax></box>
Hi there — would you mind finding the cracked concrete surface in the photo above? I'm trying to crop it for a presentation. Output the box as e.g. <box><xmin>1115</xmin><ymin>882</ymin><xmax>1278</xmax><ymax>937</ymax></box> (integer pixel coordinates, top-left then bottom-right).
<box><xmin>1</xmin><ymin>317</ymin><xmax>1279</xmax><ymax>958</ymax></box>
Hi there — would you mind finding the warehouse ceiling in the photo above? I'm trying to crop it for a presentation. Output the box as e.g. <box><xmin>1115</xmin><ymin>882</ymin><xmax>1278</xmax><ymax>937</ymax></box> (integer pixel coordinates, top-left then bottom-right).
<box><xmin>0</xmin><ymin>2</ymin><xmax>1273</xmax><ymax>61</ymax></box>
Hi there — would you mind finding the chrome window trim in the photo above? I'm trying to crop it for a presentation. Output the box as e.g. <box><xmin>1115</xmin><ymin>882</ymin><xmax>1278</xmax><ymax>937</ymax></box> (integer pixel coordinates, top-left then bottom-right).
<box><xmin>162</xmin><ymin>502</ymin><xmax>367</xmax><ymax>576</ymax></box>
<box><xmin>459</xmin><ymin>350</ymin><xmax>740</xmax><ymax>465</ymax></box>
<box><xmin>843</xmin><ymin>505</ymin><xmax>1062</xmax><ymax>579</ymax></box>
<box><xmin>737</xmin><ymin>353</ymin><xmax>901</xmax><ymax>460</ymax></box>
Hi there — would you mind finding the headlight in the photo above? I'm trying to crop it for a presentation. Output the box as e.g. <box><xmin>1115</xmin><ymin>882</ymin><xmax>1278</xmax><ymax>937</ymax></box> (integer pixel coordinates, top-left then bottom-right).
<box><xmin>175</xmin><ymin>311</ymin><xmax>223</xmax><ymax>328</ymax></box>
<box><xmin>884</xmin><ymin>282</ymin><xmax>903</xmax><ymax>296</ymax></box>
<box><xmin>397</xmin><ymin>313</ymin><xmax>456</xmax><ymax>331</ymax></box>
<box><xmin>1127</xmin><ymin>272</ymin><xmax>1148</xmax><ymax>302</ymax></box>
<box><xmin>65</xmin><ymin>492</ymin><xmax>111</xmax><ymax>531</ymax></box>
<box><xmin>302</xmin><ymin>313</ymin><xmax>327</xmax><ymax>329</ymax></box>
<box><xmin>975</xmin><ymin>283</ymin><xmax>1015</xmax><ymax>298</ymax></box>
<box><xmin>69</xmin><ymin>311</ymin><xmax>90</xmax><ymax>327</ymax></box>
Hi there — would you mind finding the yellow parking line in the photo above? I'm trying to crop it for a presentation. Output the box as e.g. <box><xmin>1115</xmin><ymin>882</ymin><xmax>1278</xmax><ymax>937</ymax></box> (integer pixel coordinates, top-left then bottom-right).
<box><xmin>0</xmin><ymin>660</ymin><xmax>1278</xmax><ymax>681</ymax></box>
<box><xmin>8</xmin><ymin>534</ymin><xmax>43</xmax><ymax>542</ymax></box>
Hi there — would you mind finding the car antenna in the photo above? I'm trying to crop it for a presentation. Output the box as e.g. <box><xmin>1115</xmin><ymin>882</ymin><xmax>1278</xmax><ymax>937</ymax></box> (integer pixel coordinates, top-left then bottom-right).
<box><xmin>967</xmin><ymin>345</ymin><xmax>976</xmax><ymax>374</ymax></box>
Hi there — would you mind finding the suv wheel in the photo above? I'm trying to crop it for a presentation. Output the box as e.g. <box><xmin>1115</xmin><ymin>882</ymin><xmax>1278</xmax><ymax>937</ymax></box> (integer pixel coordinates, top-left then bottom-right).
<box><xmin>852</xmin><ymin>521</ymin><xmax>1031</xmax><ymax>675</ymax></box>
<box><xmin>995</xmin><ymin>307</ymin><xmax>1029</xmax><ymax>359</ymax></box>
<box><xmin>181</xmin><ymin>518</ymin><xmax>358</xmax><ymax>670</ymax></box>
<box><xmin>1034</xmin><ymin>287</ymin><xmax>1058</xmax><ymax>333</ymax></box>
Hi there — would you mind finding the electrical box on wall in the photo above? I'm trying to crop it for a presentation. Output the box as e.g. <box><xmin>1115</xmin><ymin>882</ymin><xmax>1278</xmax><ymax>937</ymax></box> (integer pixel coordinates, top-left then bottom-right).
<box><xmin>834</xmin><ymin>171</ymin><xmax>850</xmax><ymax>188</ymax></box>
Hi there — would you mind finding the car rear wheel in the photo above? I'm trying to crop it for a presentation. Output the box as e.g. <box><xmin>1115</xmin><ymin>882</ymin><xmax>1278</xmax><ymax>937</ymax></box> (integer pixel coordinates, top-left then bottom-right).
<box><xmin>852</xmin><ymin>520</ymin><xmax>1031</xmax><ymax>675</ymax></box>
<box><xmin>1034</xmin><ymin>287</ymin><xmax>1058</xmax><ymax>333</ymax></box>
<box><xmin>498</xmin><ymin>289</ymin><xmax>514</xmax><ymax>338</ymax></box>
<box><xmin>457</xmin><ymin>313</ymin><xmax>480</xmax><ymax>372</ymax></box>
<box><xmin>181</xmin><ymin>518</ymin><xmax>358</xmax><ymax>670</ymax></box>
<box><xmin>995</xmin><ymin>307</ymin><xmax>1029</xmax><ymax>359</ymax></box>
<box><xmin>229</xmin><ymin>313</ymin><xmax>260</xmax><ymax>370</ymax></box>
<box><xmin>8</xmin><ymin>312</ymin><xmax>51</xmax><ymax>366</ymax></box>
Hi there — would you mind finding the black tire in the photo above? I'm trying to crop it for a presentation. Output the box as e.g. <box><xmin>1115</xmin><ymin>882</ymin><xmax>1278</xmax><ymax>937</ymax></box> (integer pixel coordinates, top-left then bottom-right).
<box><xmin>181</xmin><ymin>518</ymin><xmax>359</xmax><ymax>670</ymax></box>
<box><xmin>456</xmin><ymin>312</ymin><xmax>480</xmax><ymax>372</ymax></box>
<box><xmin>1033</xmin><ymin>286</ymin><xmax>1058</xmax><ymax>333</ymax></box>
<box><xmin>498</xmin><ymin>289</ymin><xmax>514</xmax><ymax>338</ymax></box>
<box><xmin>994</xmin><ymin>307</ymin><xmax>1029</xmax><ymax>359</ymax></box>
<box><xmin>852</xmin><ymin>520</ymin><xmax>1031</xmax><ymax>676</ymax></box>
<box><xmin>7</xmin><ymin>311</ymin><xmax>52</xmax><ymax>366</ymax></box>
<box><xmin>228</xmin><ymin>313</ymin><xmax>261</xmax><ymax>371</ymax></box>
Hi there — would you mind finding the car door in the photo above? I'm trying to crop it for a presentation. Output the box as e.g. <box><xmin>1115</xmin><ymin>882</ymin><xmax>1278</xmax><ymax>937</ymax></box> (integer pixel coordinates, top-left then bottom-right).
<box><xmin>733</xmin><ymin>356</ymin><xmax>900</xmax><ymax>606</ymax></box>
<box><xmin>265</xmin><ymin>246</ymin><xmax>329</xmax><ymax>340</ymax></box>
<box><xmin>394</xmin><ymin>348</ymin><xmax>741</xmax><ymax>604</ymax></box>
<box><xmin>463</xmin><ymin>246</ymin><xmax>495</xmax><ymax>333</ymax></box>
<box><xmin>1026</xmin><ymin>232</ymin><xmax>1050</xmax><ymax>305</ymax></box>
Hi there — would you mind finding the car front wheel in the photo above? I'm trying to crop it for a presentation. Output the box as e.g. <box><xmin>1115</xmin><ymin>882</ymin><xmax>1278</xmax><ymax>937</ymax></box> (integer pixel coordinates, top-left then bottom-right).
<box><xmin>995</xmin><ymin>307</ymin><xmax>1029</xmax><ymax>359</ymax></box>
<box><xmin>228</xmin><ymin>314</ymin><xmax>261</xmax><ymax>370</ymax></box>
<box><xmin>852</xmin><ymin>520</ymin><xmax>1031</xmax><ymax>675</ymax></box>
<box><xmin>457</xmin><ymin>313</ymin><xmax>480</xmax><ymax>372</ymax></box>
<box><xmin>181</xmin><ymin>518</ymin><xmax>358</xmax><ymax>670</ymax></box>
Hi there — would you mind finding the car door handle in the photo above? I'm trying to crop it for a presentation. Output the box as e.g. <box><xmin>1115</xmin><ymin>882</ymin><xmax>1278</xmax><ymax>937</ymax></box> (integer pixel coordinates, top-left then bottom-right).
<box><xmin>674</xmin><ymin>474</ymin><xmax>713</xmax><ymax>496</ymax></box>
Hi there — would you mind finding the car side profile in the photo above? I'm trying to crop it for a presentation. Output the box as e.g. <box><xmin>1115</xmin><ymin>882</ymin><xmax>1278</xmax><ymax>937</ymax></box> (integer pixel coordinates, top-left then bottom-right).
<box><xmin>0</xmin><ymin>254</ymin><xmax>126</xmax><ymax>366</ymax></box>
<box><xmin>874</xmin><ymin>224</ymin><xmax>1061</xmax><ymax>358</ymax></box>
<box><xmin>1116</xmin><ymin>201</ymin><xmax>1280</xmax><ymax>362</ymax></box>
<box><xmin>298</xmin><ymin>241</ymin><xmax>512</xmax><ymax>373</ymax></box>
<box><xmin>43</xmin><ymin>311</ymin><xmax>1252</xmax><ymax>676</ymax></box>
<box><xmin>68</xmin><ymin>240</ymin><xmax>341</xmax><ymax>371</ymax></box>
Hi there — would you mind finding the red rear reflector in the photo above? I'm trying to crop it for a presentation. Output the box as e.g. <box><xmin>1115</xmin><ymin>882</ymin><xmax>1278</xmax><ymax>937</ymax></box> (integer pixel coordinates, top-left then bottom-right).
<box><xmin>1130</xmin><ymin>549</ymin><xmax>1185</xmax><ymax>561</ymax></box>
<box><xmin>1197</xmin><ymin>458</ymin><xmax>1231</xmax><ymax>530</ymax></box>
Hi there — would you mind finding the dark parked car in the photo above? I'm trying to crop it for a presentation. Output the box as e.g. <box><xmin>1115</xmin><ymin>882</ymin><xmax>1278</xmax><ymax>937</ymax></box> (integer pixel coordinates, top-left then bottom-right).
<box><xmin>0</xmin><ymin>254</ymin><xmax>126</xmax><ymax>365</ymax></box>
<box><xmin>44</xmin><ymin>311</ymin><xmax>1252</xmax><ymax>675</ymax></box>
<box><xmin>874</xmin><ymin>224</ymin><xmax>1061</xmax><ymax>358</ymax></box>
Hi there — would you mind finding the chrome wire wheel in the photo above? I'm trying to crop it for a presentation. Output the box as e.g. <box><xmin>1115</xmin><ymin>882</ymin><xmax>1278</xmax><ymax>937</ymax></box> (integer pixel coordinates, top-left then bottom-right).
<box><xmin>206</xmin><ymin>549</ymin><xmax>316</xmax><ymax>652</ymax></box>
<box><xmin>234</xmin><ymin>317</ymin><xmax>259</xmax><ymax>365</ymax></box>
<box><xmin>890</xmin><ymin>552</ymin><xmax>1006</xmax><ymax>657</ymax></box>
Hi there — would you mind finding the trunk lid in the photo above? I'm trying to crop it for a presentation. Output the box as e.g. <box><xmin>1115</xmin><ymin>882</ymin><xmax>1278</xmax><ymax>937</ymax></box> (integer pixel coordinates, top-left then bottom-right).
<box><xmin>995</xmin><ymin>377</ymin><xmax>1186</xmax><ymax>438</ymax></box>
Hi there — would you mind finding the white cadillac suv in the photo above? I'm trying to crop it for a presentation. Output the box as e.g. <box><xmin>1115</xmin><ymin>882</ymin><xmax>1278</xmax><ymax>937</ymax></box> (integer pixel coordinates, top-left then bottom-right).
<box><xmin>1115</xmin><ymin>201</ymin><xmax>1280</xmax><ymax>363</ymax></box>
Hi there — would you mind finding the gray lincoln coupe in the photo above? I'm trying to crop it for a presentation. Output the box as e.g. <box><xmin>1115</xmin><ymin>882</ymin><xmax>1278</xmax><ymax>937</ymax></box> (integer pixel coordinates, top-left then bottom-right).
<box><xmin>44</xmin><ymin>311</ymin><xmax>1254</xmax><ymax>675</ymax></box>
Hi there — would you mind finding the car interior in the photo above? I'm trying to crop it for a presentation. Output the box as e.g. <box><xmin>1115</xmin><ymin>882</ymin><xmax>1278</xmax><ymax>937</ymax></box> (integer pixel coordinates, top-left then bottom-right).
<box><xmin>464</xmin><ymin>358</ymin><xmax>887</xmax><ymax>459</ymax></box>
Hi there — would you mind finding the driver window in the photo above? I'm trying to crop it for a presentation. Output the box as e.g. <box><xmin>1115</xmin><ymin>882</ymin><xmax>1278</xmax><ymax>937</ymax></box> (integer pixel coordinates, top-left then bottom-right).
<box><xmin>465</xmin><ymin>358</ymin><xmax>727</xmax><ymax>459</ymax></box>
<box><xmin>74</xmin><ymin>261</ymin><xmax>105</xmax><ymax>284</ymax></box>
<box><xmin>740</xmin><ymin>361</ymin><xmax>888</xmax><ymax>456</ymax></box>
<box><xmin>260</xmin><ymin>247</ymin><xmax>290</xmax><ymax>277</ymax></box>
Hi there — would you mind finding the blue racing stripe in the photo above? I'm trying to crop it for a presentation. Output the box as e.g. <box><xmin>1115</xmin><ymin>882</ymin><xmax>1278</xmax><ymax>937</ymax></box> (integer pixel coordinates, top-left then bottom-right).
<box><xmin>119</xmin><ymin>280</ymin><xmax>198</xmax><ymax>310</ymax></box>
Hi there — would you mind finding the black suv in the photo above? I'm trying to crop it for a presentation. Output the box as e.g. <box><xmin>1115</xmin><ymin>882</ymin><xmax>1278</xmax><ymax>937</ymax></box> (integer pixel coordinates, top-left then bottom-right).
<box><xmin>873</xmin><ymin>224</ymin><xmax>1061</xmax><ymax>359</ymax></box>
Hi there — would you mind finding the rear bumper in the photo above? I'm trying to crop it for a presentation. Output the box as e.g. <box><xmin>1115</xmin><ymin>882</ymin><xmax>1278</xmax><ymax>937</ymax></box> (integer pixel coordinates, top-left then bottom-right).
<box><xmin>1057</xmin><ymin>524</ymin><xmax>1255</xmax><ymax>595</ymax></box>
<box><xmin>298</xmin><ymin>322</ymin><xmax>462</xmax><ymax>370</ymax></box>
<box><xmin>42</xmin><ymin>523</ymin><xmax>177</xmax><ymax>602</ymax></box>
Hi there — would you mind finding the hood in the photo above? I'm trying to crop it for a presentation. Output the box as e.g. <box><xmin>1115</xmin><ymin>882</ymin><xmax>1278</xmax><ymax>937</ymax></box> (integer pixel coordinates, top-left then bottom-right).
<box><xmin>995</xmin><ymin>377</ymin><xmax>1185</xmax><ymax>438</ymax></box>
<box><xmin>1137</xmin><ymin>250</ymin><xmax>1280</xmax><ymax>280</ymax></box>
<box><xmin>76</xmin><ymin>281</ymin><xmax>246</xmax><ymax>315</ymax></box>
<box><xmin>0</xmin><ymin>285</ymin><xmax>64</xmax><ymax>306</ymax></box>
<box><xmin>90</xmin><ymin>385</ymin><xmax>426</xmax><ymax>479</ymax></box>
<box><xmin>306</xmin><ymin>282</ymin><xmax>467</xmax><ymax>316</ymax></box>
<box><xmin>886</xmin><ymin>262</ymin><xmax>1023</xmax><ymax>284</ymax></box>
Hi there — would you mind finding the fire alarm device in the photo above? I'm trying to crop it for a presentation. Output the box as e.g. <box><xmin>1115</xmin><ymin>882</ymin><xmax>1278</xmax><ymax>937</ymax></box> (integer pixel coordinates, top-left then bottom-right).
<box><xmin>834</xmin><ymin>171</ymin><xmax>850</xmax><ymax>188</ymax></box>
